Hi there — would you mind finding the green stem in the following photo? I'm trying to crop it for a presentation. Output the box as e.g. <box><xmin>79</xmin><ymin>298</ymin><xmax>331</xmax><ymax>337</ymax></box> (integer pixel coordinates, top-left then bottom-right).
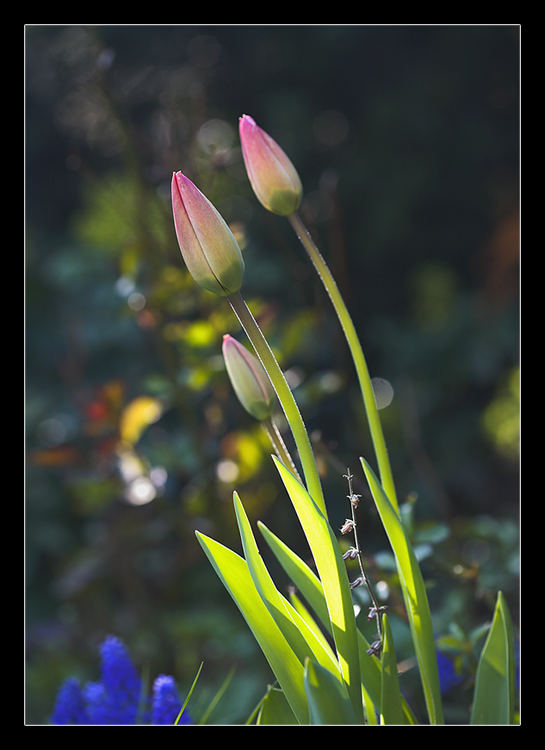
<box><xmin>288</xmin><ymin>212</ymin><xmax>399</xmax><ymax>514</ymax></box>
<box><xmin>227</xmin><ymin>291</ymin><xmax>327</xmax><ymax>517</ymax></box>
<box><xmin>262</xmin><ymin>417</ymin><xmax>303</xmax><ymax>485</ymax></box>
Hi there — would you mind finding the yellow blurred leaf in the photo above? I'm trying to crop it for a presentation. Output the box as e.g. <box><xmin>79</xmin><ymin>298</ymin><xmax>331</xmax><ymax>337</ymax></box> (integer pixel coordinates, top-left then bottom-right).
<box><xmin>220</xmin><ymin>429</ymin><xmax>265</xmax><ymax>481</ymax></box>
<box><xmin>183</xmin><ymin>320</ymin><xmax>217</xmax><ymax>348</ymax></box>
<box><xmin>119</xmin><ymin>396</ymin><xmax>163</xmax><ymax>445</ymax></box>
<box><xmin>482</xmin><ymin>367</ymin><xmax>520</xmax><ymax>461</ymax></box>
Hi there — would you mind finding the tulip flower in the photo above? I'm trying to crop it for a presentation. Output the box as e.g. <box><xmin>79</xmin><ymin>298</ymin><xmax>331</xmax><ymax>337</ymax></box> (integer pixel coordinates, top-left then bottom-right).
<box><xmin>222</xmin><ymin>334</ymin><xmax>275</xmax><ymax>421</ymax></box>
<box><xmin>239</xmin><ymin>114</ymin><xmax>302</xmax><ymax>216</ymax></box>
<box><xmin>171</xmin><ymin>171</ymin><xmax>245</xmax><ymax>296</ymax></box>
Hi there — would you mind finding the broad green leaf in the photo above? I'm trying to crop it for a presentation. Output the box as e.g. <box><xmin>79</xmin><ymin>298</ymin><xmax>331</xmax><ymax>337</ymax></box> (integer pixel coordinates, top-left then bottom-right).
<box><xmin>258</xmin><ymin>520</ymin><xmax>330</xmax><ymax>625</ymax></box>
<box><xmin>256</xmin><ymin>686</ymin><xmax>298</xmax><ymax>725</ymax></box>
<box><xmin>304</xmin><ymin>659</ymin><xmax>358</xmax><ymax>725</ymax></box>
<box><xmin>288</xmin><ymin>589</ymin><xmax>340</xmax><ymax>670</ymax></box>
<box><xmin>272</xmin><ymin>456</ymin><xmax>363</xmax><ymax>719</ymax></box>
<box><xmin>380</xmin><ymin>614</ymin><xmax>405</xmax><ymax>725</ymax></box>
<box><xmin>360</xmin><ymin>456</ymin><xmax>444</xmax><ymax>724</ymax></box>
<box><xmin>233</xmin><ymin>491</ymin><xmax>342</xmax><ymax>679</ymax></box>
<box><xmin>258</xmin><ymin>519</ymin><xmax>418</xmax><ymax>725</ymax></box>
<box><xmin>470</xmin><ymin>591</ymin><xmax>515</xmax><ymax>725</ymax></box>
<box><xmin>195</xmin><ymin>531</ymin><xmax>308</xmax><ymax>723</ymax></box>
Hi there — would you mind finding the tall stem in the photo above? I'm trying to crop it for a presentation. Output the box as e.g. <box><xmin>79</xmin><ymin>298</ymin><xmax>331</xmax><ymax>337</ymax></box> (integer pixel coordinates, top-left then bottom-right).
<box><xmin>227</xmin><ymin>291</ymin><xmax>327</xmax><ymax>517</ymax></box>
<box><xmin>262</xmin><ymin>417</ymin><xmax>303</xmax><ymax>485</ymax></box>
<box><xmin>288</xmin><ymin>212</ymin><xmax>399</xmax><ymax>514</ymax></box>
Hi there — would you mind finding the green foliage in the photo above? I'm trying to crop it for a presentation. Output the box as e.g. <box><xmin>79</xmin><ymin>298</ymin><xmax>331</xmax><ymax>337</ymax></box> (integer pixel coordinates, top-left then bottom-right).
<box><xmin>196</xmin><ymin>529</ymin><xmax>309</xmax><ymax>723</ymax></box>
<box><xmin>380</xmin><ymin>615</ymin><xmax>406</xmax><ymax>725</ymax></box>
<box><xmin>26</xmin><ymin>26</ymin><xmax>519</xmax><ymax>725</ymax></box>
<box><xmin>185</xmin><ymin>108</ymin><xmax>518</xmax><ymax>724</ymax></box>
<box><xmin>255</xmin><ymin>685</ymin><xmax>297</xmax><ymax>725</ymax></box>
<box><xmin>361</xmin><ymin>456</ymin><xmax>443</xmax><ymax>723</ymax></box>
<box><xmin>304</xmin><ymin>658</ymin><xmax>358</xmax><ymax>725</ymax></box>
<box><xmin>470</xmin><ymin>592</ymin><xmax>515</xmax><ymax>725</ymax></box>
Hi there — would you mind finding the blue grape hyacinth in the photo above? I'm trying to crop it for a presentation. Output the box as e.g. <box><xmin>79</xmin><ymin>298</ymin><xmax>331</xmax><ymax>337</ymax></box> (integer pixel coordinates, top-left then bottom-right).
<box><xmin>50</xmin><ymin>677</ymin><xmax>87</xmax><ymax>725</ymax></box>
<box><xmin>151</xmin><ymin>675</ymin><xmax>191</xmax><ymax>725</ymax></box>
<box><xmin>51</xmin><ymin>635</ymin><xmax>192</xmax><ymax>725</ymax></box>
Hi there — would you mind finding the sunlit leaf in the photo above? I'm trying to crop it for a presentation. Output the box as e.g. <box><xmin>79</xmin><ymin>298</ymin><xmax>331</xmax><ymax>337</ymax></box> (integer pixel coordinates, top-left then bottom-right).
<box><xmin>288</xmin><ymin>589</ymin><xmax>340</xmax><ymax>671</ymax></box>
<box><xmin>360</xmin><ymin>456</ymin><xmax>444</xmax><ymax>724</ymax></box>
<box><xmin>233</xmin><ymin>491</ymin><xmax>342</xmax><ymax>678</ymax></box>
<box><xmin>195</xmin><ymin>531</ymin><xmax>308</xmax><ymax>723</ymax></box>
<box><xmin>272</xmin><ymin>456</ymin><xmax>363</xmax><ymax>720</ymax></box>
<box><xmin>258</xmin><ymin>519</ymin><xmax>417</xmax><ymax>724</ymax></box>
<box><xmin>470</xmin><ymin>591</ymin><xmax>515</xmax><ymax>725</ymax></box>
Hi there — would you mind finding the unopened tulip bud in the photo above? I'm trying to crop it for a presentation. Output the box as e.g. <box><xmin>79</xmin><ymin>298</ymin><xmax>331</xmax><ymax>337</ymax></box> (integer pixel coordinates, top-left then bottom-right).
<box><xmin>239</xmin><ymin>114</ymin><xmax>302</xmax><ymax>216</ymax></box>
<box><xmin>171</xmin><ymin>172</ymin><xmax>245</xmax><ymax>296</ymax></box>
<box><xmin>222</xmin><ymin>334</ymin><xmax>275</xmax><ymax>421</ymax></box>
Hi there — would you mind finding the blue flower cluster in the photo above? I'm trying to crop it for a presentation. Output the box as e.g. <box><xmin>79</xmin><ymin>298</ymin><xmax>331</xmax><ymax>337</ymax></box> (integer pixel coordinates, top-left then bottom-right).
<box><xmin>51</xmin><ymin>635</ymin><xmax>192</xmax><ymax>725</ymax></box>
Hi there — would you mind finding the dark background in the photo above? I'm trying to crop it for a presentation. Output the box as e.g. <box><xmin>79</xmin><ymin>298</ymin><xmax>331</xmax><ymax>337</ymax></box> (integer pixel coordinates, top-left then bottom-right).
<box><xmin>25</xmin><ymin>24</ymin><xmax>519</xmax><ymax>724</ymax></box>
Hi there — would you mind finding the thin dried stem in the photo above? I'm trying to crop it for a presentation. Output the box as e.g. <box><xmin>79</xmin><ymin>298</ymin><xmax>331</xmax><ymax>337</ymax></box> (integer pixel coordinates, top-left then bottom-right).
<box><xmin>342</xmin><ymin>468</ymin><xmax>385</xmax><ymax>649</ymax></box>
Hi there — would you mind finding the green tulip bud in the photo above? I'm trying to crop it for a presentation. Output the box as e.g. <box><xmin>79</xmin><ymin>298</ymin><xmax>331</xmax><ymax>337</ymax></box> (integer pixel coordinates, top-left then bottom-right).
<box><xmin>222</xmin><ymin>334</ymin><xmax>275</xmax><ymax>421</ymax></box>
<box><xmin>171</xmin><ymin>171</ymin><xmax>245</xmax><ymax>296</ymax></box>
<box><xmin>239</xmin><ymin>114</ymin><xmax>302</xmax><ymax>216</ymax></box>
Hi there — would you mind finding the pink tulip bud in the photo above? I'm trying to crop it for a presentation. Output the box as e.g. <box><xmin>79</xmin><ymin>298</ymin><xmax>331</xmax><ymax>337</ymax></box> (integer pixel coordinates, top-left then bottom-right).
<box><xmin>239</xmin><ymin>114</ymin><xmax>302</xmax><ymax>216</ymax></box>
<box><xmin>171</xmin><ymin>172</ymin><xmax>245</xmax><ymax>296</ymax></box>
<box><xmin>222</xmin><ymin>334</ymin><xmax>275</xmax><ymax>421</ymax></box>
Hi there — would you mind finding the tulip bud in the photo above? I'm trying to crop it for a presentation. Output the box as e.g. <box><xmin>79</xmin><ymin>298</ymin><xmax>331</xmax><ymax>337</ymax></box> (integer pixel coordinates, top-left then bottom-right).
<box><xmin>171</xmin><ymin>172</ymin><xmax>245</xmax><ymax>296</ymax></box>
<box><xmin>222</xmin><ymin>334</ymin><xmax>275</xmax><ymax>421</ymax></box>
<box><xmin>239</xmin><ymin>114</ymin><xmax>302</xmax><ymax>216</ymax></box>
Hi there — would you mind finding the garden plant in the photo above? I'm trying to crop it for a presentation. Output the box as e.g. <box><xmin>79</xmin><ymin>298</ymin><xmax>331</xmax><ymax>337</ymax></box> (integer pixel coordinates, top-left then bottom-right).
<box><xmin>51</xmin><ymin>635</ymin><xmax>194</xmax><ymax>725</ymax></box>
<box><xmin>167</xmin><ymin>114</ymin><xmax>518</xmax><ymax>725</ymax></box>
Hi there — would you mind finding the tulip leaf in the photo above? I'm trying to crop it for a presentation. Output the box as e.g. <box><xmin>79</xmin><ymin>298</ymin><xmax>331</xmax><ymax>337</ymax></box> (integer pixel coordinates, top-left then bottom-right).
<box><xmin>470</xmin><ymin>591</ymin><xmax>515</xmax><ymax>725</ymax></box>
<box><xmin>272</xmin><ymin>456</ymin><xmax>363</xmax><ymax>719</ymax></box>
<box><xmin>256</xmin><ymin>686</ymin><xmax>298</xmax><ymax>725</ymax></box>
<box><xmin>195</xmin><ymin>530</ymin><xmax>308</xmax><ymax>723</ymax></box>
<box><xmin>360</xmin><ymin>456</ymin><xmax>444</xmax><ymax>724</ymax></box>
<box><xmin>232</xmin><ymin>491</ymin><xmax>342</xmax><ymax>679</ymax></box>
<box><xmin>258</xmin><ymin>518</ymin><xmax>418</xmax><ymax>724</ymax></box>
<box><xmin>288</xmin><ymin>589</ymin><xmax>340</xmax><ymax>670</ymax></box>
<box><xmin>379</xmin><ymin>614</ymin><xmax>406</xmax><ymax>725</ymax></box>
<box><xmin>304</xmin><ymin>659</ymin><xmax>358</xmax><ymax>725</ymax></box>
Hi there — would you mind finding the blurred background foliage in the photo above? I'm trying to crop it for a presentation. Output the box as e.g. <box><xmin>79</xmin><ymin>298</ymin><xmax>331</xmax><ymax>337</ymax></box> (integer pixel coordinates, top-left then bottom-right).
<box><xmin>25</xmin><ymin>25</ymin><xmax>519</xmax><ymax>724</ymax></box>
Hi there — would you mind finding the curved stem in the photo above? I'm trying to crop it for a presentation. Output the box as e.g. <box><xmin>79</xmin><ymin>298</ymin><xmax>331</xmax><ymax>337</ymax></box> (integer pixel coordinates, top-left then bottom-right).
<box><xmin>227</xmin><ymin>291</ymin><xmax>327</xmax><ymax>517</ymax></box>
<box><xmin>262</xmin><ymin>417</ymin><xmax>303</xmax><ymax>485</ymax></box>
<box><xmin>288</xmin><ymin>212</ymin><xmax>399</xmax><ymax>514</ymax></box>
